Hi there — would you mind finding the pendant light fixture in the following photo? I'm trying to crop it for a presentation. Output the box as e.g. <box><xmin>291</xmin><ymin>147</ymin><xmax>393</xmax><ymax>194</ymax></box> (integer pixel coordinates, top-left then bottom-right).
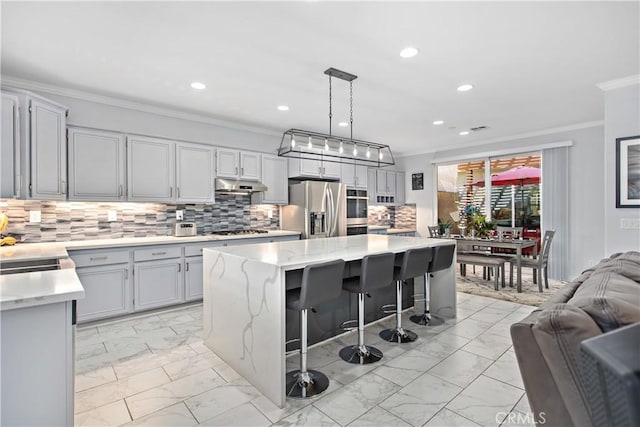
<box><xmin>278</xmin><ymin>67</ymin><xmax>394</xmax><ymax>167</ymax></box>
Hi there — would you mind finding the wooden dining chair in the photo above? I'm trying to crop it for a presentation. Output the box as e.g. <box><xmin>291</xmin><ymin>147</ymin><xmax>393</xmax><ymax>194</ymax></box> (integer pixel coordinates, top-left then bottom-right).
<box><xmin>509</xmin><ymin>229</ymin><xmax>555</xmax><ymax>292</ymax></box>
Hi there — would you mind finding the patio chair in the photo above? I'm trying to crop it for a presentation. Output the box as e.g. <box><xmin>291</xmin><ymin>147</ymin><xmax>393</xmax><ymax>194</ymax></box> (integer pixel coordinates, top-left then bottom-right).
<box><xmin>509</xmin><ymin>229</ymin><xmax>555</xmax><ymax>292</ymax></box>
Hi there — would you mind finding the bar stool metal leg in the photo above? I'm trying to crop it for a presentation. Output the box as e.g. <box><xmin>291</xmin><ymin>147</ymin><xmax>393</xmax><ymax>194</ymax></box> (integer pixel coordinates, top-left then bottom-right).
<box><xmin>380</xmin><ymin>280</ymin><xmax>418</xmax><ymax>343</ymax></box>
<box><xmin>339</xmin><ymin>293</ymin><xmax>383</xmax><ymax>364</ymax></box>
<box><xmin>285</xmin><ymin>309</ymin><xmax>329</xmax><ymax>398</ymax></box>
<box><xmin>410</xmin><ymin>273</ymin><xmax>444</xmax><ymax>326</ymax></box>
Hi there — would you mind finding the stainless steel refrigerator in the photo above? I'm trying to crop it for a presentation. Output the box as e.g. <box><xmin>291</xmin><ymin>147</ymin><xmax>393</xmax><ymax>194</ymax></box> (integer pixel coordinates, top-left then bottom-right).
<box><xmin>282</xmin><ymin>181</ymin><xmax>347</xmax><ymax>239</ymax></box>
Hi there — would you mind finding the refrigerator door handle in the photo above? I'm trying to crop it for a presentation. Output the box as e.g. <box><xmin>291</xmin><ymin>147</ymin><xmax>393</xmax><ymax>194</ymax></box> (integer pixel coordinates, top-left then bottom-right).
<box><xmin>324</xmin><ymin>187</ymin><xmax>330</xmax><ymax>235</ymax></box>
<box><xmin>328</xmin><ymin>186</ymin><xmax>337</xmax><ymax>237</ymax></box>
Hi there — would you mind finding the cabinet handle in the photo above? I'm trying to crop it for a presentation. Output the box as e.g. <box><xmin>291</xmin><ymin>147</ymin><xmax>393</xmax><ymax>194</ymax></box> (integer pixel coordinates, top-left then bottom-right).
<box><xmin>241</xmin><ymin>167</ymin><xmax>244</xmax><ymax>176</ymax></box>
<box><xmin>177</xmin><ymin>187</ymin><xmax>180</xmax><ymax>198</ymax></box>
<box><xmin>119</xmin><ymin>185</ymin><xmax>123</xmax><ymax>197</ymax></box>
<box><xmin>170</xmin><ymin>187</ymin><xmax>173</xmax><ymax>198</ymax></box>
<box><xmin>125</xmin><ymin>269</ymin><xmax>129</xmax><ymax>279</ymax></box>
<box><xmin>61</xmin><ymin>180</ymin><xmax>66</xmax><ymax>194</ymax></box>
<box><xmin>178</xmin><ymin>263</ymin><xmax>181</xmax><ymax>272</ymax></box>
<box><xmin>235</xmin><ymin>167</ymin><xmax>238</xmax><ymax>175</ymax></box>
<box><xmin>90</xmin><ymin>256</ymin><xmax>107</xmax><ymax>261</ymax></box>
<box><xmin>186</xmin><ymin>262</ymin><xmax>189</xmax><ymax>272</ymax></box>
<box><xmin>152</xmin><ymin>251</ymin><xmax>167</xmax><ymax>256</ymax></box>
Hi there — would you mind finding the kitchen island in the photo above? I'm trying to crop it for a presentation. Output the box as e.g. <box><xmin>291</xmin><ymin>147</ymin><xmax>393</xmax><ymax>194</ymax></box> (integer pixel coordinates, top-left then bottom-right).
<box><xmin>203</xmin><ymin>234</ymin><xmax>456</xmax><ymax>407</ymax></box>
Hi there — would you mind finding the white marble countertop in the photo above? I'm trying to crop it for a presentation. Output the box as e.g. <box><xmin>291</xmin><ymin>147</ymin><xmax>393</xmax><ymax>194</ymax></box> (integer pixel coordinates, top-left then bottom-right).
<box><xmin>0</xmin><ymin>230</ymin><xmax>299</xmax><ymax>311</ymax></box>
<box><xmin>387</xmin><ymin>228</ymin><xmax>417</xmax><ymax>234</ymax></box>
<box><xmin>205</xmin><ymin>234</ymin><xmax>455</xmax><ymax>271</ymax></box>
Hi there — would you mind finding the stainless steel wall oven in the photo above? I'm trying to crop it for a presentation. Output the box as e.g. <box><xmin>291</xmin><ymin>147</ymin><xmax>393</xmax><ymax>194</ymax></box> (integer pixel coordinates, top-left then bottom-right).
<box><xmin>346</xmin><ymin>189</ymin><xmax>368</xmax><ymax>226</ymax></box>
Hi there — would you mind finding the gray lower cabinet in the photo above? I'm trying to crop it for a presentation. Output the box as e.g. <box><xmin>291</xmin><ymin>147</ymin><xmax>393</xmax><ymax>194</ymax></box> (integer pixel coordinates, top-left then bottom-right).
<box><xmin>75</xmin><ymin>264</ymin><xmax>132</xmax><ymax>322</ymax></box>
<box><xmin>134</xmin><ymin>258</ymin><xmax>184</xmax><ymax>311</ymax></box>
<box><xmin>184</xmin><ymin>256</ymin><xmax>203</xmax><ymax>301</ymax></box>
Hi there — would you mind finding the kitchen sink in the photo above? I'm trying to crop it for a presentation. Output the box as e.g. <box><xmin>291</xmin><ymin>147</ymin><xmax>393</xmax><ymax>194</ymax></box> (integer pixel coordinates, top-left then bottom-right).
<box><xmin>0</xmin><ymin>258</ymin><xmax>61</xmax><ymax>275</ymax></box>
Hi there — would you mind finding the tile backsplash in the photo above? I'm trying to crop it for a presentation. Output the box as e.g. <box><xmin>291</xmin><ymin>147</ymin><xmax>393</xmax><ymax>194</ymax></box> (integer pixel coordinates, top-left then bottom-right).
<box><xmin>0</xmin><ymin>195</ymin><xmax>279</xmax><ymax>243</ymax></box>
<box><xmin>368</xmin><ymin>204</ymin><xmax>416</xmax><ymax>229</ymax></box>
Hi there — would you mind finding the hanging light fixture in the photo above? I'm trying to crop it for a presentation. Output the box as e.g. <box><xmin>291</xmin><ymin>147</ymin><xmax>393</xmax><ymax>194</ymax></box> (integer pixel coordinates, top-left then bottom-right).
<box><xmin>278</xmin><ymin>67</ymin><xmax>394</xmax><ymax>167</ymax></box>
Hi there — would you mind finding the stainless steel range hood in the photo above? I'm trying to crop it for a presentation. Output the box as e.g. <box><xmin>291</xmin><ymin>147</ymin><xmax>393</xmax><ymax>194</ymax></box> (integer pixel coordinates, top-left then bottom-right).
<box><xmin>215</xmin><ymin>178</ymin><xmax>267</xmax><ymax>194</ymax></box>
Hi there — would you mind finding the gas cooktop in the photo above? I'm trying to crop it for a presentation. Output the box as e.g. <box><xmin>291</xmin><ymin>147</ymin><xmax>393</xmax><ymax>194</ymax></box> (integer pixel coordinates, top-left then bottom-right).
<box><xmin>210</xmin><ymin>229</ymin><xmax>269</xmax><ymax>236</ymax></box>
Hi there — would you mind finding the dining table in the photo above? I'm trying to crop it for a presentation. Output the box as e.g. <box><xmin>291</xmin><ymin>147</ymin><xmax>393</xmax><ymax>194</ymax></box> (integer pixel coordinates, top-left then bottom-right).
<box><xmin>452</xmin><ymin>236</ymin><xmax>538</xmax><ymax>292</ymax></box>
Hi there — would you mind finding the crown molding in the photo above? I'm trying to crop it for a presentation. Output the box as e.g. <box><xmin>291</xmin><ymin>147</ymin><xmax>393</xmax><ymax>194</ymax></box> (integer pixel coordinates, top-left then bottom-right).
<box><xmin>398</xmin><ymin>120</ymin><xmax>603</xmax><ymax>158</ymax></box>
<box><xmin>0</xmin><ymin>76</ymin><xmax>282</xmax><ymax>137</ymax></box>
<box><xmin>597</xmin><ymin>75</ymin><xmax>640</xmax><ymax>91</ymax></box>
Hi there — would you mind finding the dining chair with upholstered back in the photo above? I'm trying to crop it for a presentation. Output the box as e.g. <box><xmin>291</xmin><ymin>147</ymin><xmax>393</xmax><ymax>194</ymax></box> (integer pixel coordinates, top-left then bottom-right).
<box><xmin>510</xmin><ymin>229</ymin><xmax>556</xmax><ymax>292</ymax></box>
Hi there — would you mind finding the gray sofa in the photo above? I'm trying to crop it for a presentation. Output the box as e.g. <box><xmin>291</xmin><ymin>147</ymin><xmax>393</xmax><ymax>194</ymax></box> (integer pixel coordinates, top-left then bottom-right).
<box><xmin>511</xmin><ymin>251</ymin><xmax>640</xmax><ymax>427</ymax></box>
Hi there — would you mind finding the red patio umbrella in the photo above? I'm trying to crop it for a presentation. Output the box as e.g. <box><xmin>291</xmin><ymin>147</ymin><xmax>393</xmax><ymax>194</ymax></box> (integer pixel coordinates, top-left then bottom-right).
<box><xmin>469</xmin><ymin>165</ymin><xmax>540</xmax><ymax>226</ymax></box>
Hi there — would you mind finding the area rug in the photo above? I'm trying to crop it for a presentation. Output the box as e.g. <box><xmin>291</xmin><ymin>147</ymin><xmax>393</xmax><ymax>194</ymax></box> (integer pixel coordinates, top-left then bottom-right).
<box><xmin>455</xmin><ymin>265</ymin><xmax>567</xmax><ymax>306</ymax></box>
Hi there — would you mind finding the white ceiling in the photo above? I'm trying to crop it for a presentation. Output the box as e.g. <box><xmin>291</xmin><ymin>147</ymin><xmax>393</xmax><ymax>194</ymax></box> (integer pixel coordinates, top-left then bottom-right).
<box><xmin>1</xmin><ymin>2</ymin><xmax>638</xmax><ymax>156</ymax></box>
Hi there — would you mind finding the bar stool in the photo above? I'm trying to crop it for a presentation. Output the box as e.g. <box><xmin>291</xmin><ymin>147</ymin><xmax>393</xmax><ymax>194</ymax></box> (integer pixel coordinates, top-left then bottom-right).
<box><xmin>380</xmin><ymin>247</ymin><xmax>434</xmax><ymax>343</ymax></box>
<box><xmin>410</xmin><ymin>244</ymin><xmax>455</xmax><ymax>326</ymax></box>
<box><xmin>339</xmin><ymin>252</ymin><xmax>395</xmax><ymax>364</ymax></box>
<box><xmin>285</xmin><ymin>259</ymin><xmax>346</xmax><ymax>398</ymax></box>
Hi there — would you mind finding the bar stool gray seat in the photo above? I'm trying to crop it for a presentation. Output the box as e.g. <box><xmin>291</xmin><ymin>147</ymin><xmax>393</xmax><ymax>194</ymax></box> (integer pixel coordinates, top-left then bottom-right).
<box><xmin>285</xmin><ymin>259</ymin><xmax>346</xmax><ymax>398</ymax></box>
<box><xmin>410</xmin><ymin>244</ymin><xmax>456</xmax><ymax>326</ymax></box>
<box><xmin>380</xmin><ymin>247</ymin><xmax>434</xmax><ymax>343</ymax></box>
<box><xmin>339</xmin><ymin>252</ymin><xmax>395</xmax><ymax>364</ymax></box>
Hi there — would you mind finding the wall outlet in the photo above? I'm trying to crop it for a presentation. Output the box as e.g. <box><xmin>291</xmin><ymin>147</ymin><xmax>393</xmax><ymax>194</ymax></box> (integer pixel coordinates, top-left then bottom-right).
<box><xmin>387</xmin><ymin>214</ymin><xmax>391</xmax><ymax>220</ymax></box>
<box><xmin>176</xmin><ymin>210</ymin><xmax>184</xmax><ymax>221</ymax></box>
<box><xmin>29</xmin><ymin>210</ymin><xmax>41</xmax><ymax>223</ymax></box>
<box><xmin>377</xmin><ymin>214</ymin><xmax>382</xmax><ymax>220</ymax></box>
<box><xmin>107</xmin><ymin>210</ymin><xmax>117</xmax><ymax>222</ymax></box>
<box><xmin>620</xmin><ymin>218</ymin><xmax>640</xmax><ymax>229</ymax></box>
<box><xmin>267</xmin><ymin>209</ymin><xmax>273</xmax><ymax>219</ymax></box>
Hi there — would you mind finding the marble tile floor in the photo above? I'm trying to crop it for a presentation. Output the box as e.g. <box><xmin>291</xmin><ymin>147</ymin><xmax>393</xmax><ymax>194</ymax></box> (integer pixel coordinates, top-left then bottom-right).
<box><xmin>75</xmin><ymin>293</ymin><xmax>537</xmax><ymax>426</ymax></box>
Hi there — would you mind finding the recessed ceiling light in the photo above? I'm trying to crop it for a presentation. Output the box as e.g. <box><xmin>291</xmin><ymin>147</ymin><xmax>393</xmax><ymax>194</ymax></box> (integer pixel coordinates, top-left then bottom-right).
<box><xmin>459</xmin><ymin>131</ymin><xmax>470</xmax><ymax>136</ymax></box>
<box><xmin>190</xmin><ymin>82</ymin><xmax>206</xmax><ymax>90</ymax></box>
<box><xmin>277</xmin><ymin>105</ymin><xmax>289</xmax><ymax>111</ymax></box>
<box><xmin>433</xmin><ymin>120</ymin><xmax>444</xmax><ymax>125</ymax></box>
<box><xmin>399</xmin><ymin>47</ymin><xmax>419</xmax><ymax>58</ymax></box>
<box><xmin>457</xmin><ymin>84</ymin><xmax>473</xmax><ymax>92</ymax></box>
<box><xmin>338</xmin><ymin>122</ymin><xmax>348</xmax><ymax>127</ymax></box>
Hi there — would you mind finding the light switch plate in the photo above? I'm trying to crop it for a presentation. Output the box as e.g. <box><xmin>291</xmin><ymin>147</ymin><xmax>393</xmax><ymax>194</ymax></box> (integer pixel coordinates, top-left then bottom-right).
<box><xmin>176</xmin><ymin>210</ymin><xmax>184</xmax><ymax>221</ymax></box>
<box><xmin>620</xmin><ymin>218</ymin><xmax>640</xmax><ymax>229</ymax></box>
<box><xmin>29</xmin><ymin>210</ymin><xmax>41</xmax><ymax>223</ymax></box>
<box><xmin>107</xmin><ymin>210</ymin><xmax>117</xmax><ymax>222</ymax></box>
<box><xmin>267</xmin><ymin>209</ymin><xmax>273</xmax><ymax>219</ymax></box>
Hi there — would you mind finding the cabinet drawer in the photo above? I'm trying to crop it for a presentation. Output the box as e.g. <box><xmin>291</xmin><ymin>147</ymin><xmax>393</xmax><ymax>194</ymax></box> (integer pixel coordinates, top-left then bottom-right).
<box><xmin>134</xmin><ymin>246</ymin><xmax>182</xmax><ymax>262</ymax></box>
<box><xmin>71</xmin><ymin>250</ymin><xmax>130</xmax><ymax>268</ymax></box>
<box><xmin>184</xmin><ymin>242</ymin><xmax>223</xmax><ymax>257</ymax></box>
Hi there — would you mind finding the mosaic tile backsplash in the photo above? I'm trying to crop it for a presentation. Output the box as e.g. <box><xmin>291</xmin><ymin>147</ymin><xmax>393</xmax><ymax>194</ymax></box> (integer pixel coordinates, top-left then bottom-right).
<box><xmin>0</xmin><ymin>195</ymin><xmax>280</xmax><ymax>243</ymax></box>
<box><xmin>368</xmin><ymin>204</ymin><xmax>416</xmax><ymax>229</ymax></box>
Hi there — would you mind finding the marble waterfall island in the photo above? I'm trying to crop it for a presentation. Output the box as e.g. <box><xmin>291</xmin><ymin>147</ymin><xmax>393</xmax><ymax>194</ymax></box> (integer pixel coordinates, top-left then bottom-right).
<box><xmin>203</xmin><ymin>234</ymin><xmax>456</xmax><ymax>407</ymax></box>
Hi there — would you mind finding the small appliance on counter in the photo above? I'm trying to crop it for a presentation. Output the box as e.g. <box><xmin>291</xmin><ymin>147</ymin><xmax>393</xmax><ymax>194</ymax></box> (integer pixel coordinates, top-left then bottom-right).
<box><xmin>173</xmin><ymin>222</ymin><xmax>197</xmax><ymax>237</ymax></box>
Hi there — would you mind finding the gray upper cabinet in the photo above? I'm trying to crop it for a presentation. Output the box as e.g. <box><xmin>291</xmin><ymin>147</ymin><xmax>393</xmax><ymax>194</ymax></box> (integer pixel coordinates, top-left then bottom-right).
<box><xmin>68</xmin><ymin>128</ymin><xmax>125</xmax><ymax>201</ymax></box>
<box><xmin>341</xmin><ymin>163</ymin><xmax>368</xmax><ymax>189</ymax></box>
<box><xmin>127</xmin><ymin>135</ymin><xmax>175</xmax><ymax>202</ymax></box>
<box><xmin>30</xmin><ymin>98</ymin><xmax>67</xmax><ymax>200</ymax></box>
<box><xmin>176</xmin><ymin>142</ymin><xmax>215</xmax><ymax>203</ymax></box>
<box><xmin>395</xmin><ymin>171</ymin><xmax>406</xmax><ymax>205</ymax></box>
<box><xmin>1</xmin><ymin>93</ymin><xmax>20</xmax><ymax>198</ymax></box>
<box><xmin>288</xmin><ymin>156</ymin><xmax>341</xmax><ymax>180</ymax></box>
<box><xmin>216</xmin><ymin>148</ymin><xmax>261</xmax><ymax>180</ymax></box>
<box><xmin>252</xmin><ymin>154</ymin><xmax>288</xmax><ymax>205</ymax></box>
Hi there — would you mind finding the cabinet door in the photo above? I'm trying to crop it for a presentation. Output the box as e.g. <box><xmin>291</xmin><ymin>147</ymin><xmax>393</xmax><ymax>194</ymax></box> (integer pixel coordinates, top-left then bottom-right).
<box><xmin>76</xmin><ymin>264</ymin><xmax>132</xmax><ymax>322</ymax></box>
<box><xmin>216</xmin><ymin>148</ymin><xmax>239</xmax><ymax>178</ymax></box>
<box><xmin>368</xmin><ymin>168</ymin><xmax>377</xmax><ymax>203</ymax></box>
<box><xmin>355</xmin><ymin>165</ymin><xmax>368</xmax><ymax>189</ymax></box>
<box><xmin>185</xmin><ymin>256</ymin><xmax>203</xmax><ymax>301</ymax></box>
<box><xmin>176</xmin><ymin>142</ymin><xmax>215</xmax><ymax>203</ymax></box>
<box><xmin>68</xmin><ymin>128</ymin><xmax>125</xmax><ymax>201</ymax></box>
<box><xmin>30</xmin><ymin>99</ymin><xmax>66</xmax><ymax>200</ymax></box>
<box><xmin>340</xmin><ymin>163</ymin><xmax>355</xmax><ymax>187</ymax></box>
<box><xmin>386</xmin><ymin>171</ymin><xmax>396</xmax><ymax>196</ymax></box>
<box><xmin>127</xmin><ymin>136</ymin><xmax>175</xmax><ymax>202</ymax></box>
<box><xmin>134</xmin><ymin>259</ymin><xmax>184</xmax><ymax>311</ymax></box>
<box><xmin>1</xmin><ymin>93</ymin><xmax>19</xmax><ymax>198</ymax></box>
<box><xmin>395</xmin><ymin>172</ymin><xmax>406</xmax><ymax>205</ymax></box>
<box><xmin>376</xmin><ymin>169</ymin><xmax>387</xmax><ymax>194</ymax></box>
<box><xmin>321</xmin><ymin>160</ymin><xmax>341</xmax><ymax>179</ymax></box>
<box><xmin>239</xmin><ymin>152</ymin><xmax>260</xmax><ymax>180</ymax></box>
<box><xmin>300</xmin><ymin>158</ymin><xmax>322</xmax><ymax>177</ymax></box>
<box><xmin>256</xmin><ymin>155</ymin><xmax>288</xmax><ymax>204</ymax></box>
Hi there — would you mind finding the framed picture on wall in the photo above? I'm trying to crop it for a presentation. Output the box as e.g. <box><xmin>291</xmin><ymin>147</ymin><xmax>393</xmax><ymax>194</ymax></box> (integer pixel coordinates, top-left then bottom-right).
<box><xmin>616</xmin><ymin>135</ymin><xmax>640</xmax><ymax>208</ymax></box>
<box><xmin>412</xmin><ymin>173</ymin><xmax>424</xmax><ymax>190</ymax></box>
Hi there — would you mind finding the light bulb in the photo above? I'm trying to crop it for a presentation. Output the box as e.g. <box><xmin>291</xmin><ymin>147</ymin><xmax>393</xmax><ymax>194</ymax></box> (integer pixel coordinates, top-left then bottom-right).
<box><xmin>307</xmin><ymin>136</ymin><xmax>312</xmax><ymax>149</ymax></box>
<box><xmin>379</xmin><ymin>151</ymin><xmax>384</xmax><ymax>160</ymax></box>
<box><xmin>324</xmin><ymin>138</ymin><xmax>329</xmax><ymax>151</ymax></box>
<box><xmin>291</xmin><ymin>137</ymin><xmax>296</xmax><ymax>148</ymax></box>
<box><xmin>339</xmin><ymin>142</ymin><xmax>344</xmax><ymax>154</ymax></box>
<box><xmin>366</xmin><ymin>146</ymin><xmax>371</xmax><ymax>158</ymax></box>
<box><xmin>353</xmin><ymin>145</ymin><xmax>358</xmax><ymax>156</ymax></box>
